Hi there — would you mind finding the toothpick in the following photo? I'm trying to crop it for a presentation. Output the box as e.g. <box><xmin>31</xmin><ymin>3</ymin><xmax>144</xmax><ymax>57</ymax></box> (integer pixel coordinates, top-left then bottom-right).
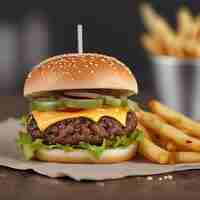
<box><xmin>77</xmin><ymin>24</ymin><xmax>83</xmax><ymax>53</ymax></box>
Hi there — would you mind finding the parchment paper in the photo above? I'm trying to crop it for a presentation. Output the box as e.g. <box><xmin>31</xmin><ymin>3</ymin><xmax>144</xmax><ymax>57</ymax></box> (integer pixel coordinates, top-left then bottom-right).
<box><xmin>1</xmin><ymin>118</ymin><xmax>200</xmax><ymax>181</ymax></box>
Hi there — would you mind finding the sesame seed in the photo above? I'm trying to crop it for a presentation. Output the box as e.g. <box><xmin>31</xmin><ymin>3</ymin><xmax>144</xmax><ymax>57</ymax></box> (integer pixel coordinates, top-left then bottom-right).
<box><xmin>91</xmin><ymin>70</ymin><xmax>94</xmax><ymax>73</ymax></box>
<box><xmin>28</xmin><ymin>73</ymin><xmax>32</xmax><ymax>78</ymax></box>
<box><xmin>33</xmin><ymin>53</ymin><xmax>130</xmax><ymax>76</ymax></box>
<box><xmin>101</xmin><ymin>58</ymin><xmax>106</xmax><ymax>62</ymax></box>
<box><xmin>68</xmin><ymin>63</ymin><xmax>72</xmax><ymax>66</ymax></box>
<box><xmin>147</xmin><ymin>176</ymin><xmax>153</xmax><ymax>181</ymax></box>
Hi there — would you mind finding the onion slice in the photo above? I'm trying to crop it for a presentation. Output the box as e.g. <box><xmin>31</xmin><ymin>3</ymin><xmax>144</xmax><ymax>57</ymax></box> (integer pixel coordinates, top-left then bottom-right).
<box><xmin>64</xmin><ymin>92</ymin><xmax>101</xmax><ymax>99</ymax></box>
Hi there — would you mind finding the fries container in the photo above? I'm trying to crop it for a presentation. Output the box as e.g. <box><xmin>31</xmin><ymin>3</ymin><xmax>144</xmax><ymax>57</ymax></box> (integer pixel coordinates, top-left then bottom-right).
<box><xmin>191</xmin><ymin>60</ymin><xmax>200</xmax><ymax>120</ymax></box>
<box><xmin>149</xmin><ymin>56</ymin><xmax>196</xmax><ymax>118</ymax></box>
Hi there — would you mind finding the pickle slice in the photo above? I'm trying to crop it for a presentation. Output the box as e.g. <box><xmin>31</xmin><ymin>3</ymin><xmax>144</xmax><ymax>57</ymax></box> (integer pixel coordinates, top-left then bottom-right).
<box><xmin>100</xmin><ymin>95</ymin><xmax>122</xmax><ymax>107</ymax></box>
<box><xmin>30</xmin><ymin>96</ymin><xmax>139</xmax><ymax>111</ymax></box>
<box><xmin>62</xmin><ymin>98</ymin><xmax>103</xmax><ymax>109</ymax></box>
<box><xmin>120</xmin><ymin>97</ymin><xmax>128</xmax><ymax>107</ymax></box>
<box><xmin>30</xmin><ymin>100</ymin><xmax>62</xmax><ymax>112</ymax></box>
<box><xmin>120</xmin><ymin>97</ymin><xmax>140</xmax><ymax>111</ymax></box>
<box><xmin>30</xmin><ymin>98</ymin><xmax>103</xmax><ymax>111</ymax></box>
<box><xmin>127</xmin><ymin>99</ymin><xmax>140</xmax><ymax>111</ymax></box>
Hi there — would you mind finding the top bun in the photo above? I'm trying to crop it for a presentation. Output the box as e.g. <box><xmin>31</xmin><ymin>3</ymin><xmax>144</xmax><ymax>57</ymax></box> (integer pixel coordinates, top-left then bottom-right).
<box><xmin>24</xmin><ymin>53</ymin><xmax>138</xmax><ymax>97</ymax></box>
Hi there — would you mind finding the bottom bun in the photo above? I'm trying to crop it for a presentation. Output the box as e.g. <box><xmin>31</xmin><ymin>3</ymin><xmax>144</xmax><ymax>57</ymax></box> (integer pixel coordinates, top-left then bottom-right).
<box><xmin>35</xmin><ymin>143</ymin><xmax>138</xmax><ymax>163</ymax></box>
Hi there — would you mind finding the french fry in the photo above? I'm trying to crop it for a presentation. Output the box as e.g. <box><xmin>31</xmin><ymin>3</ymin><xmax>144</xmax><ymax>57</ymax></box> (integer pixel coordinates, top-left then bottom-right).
<box><xmin>190</xmin><ymin>15</ymin><xmax>200</xmax><ymax>41</ymax></box>
<box><xmin>137</xmin><ymin>122</ymin><xmax>176</xmax><ymax>152</ymax></box>
<box><xmin>166</xmin><ymin>141</ymin><xmax>177</xmax><ymax>152</ymax></box>
<box><xmin>140</xmin><ymin>4</ymin><xmax>175</xmax><ymax>41</ymax></box>
<box><xmin>141</xmin><ymin>111</ymin><xmax>177</xmax><ymax>152</ymax></box>
<box><xmin>137</xmin><ymin>112</ymin><xmax>162</xmax><ymax>141</ymax></box>
<box><xmin>148</xmin><ymin>100</ymin><xmax>200</xmax><ymax>138</ymax></box>
<box><xmin>171</xmin><ymin>38</ymin><xmax>185</xmax><ymax>58</ymax></box>
<box><xmin>137</xmin><ymin>122</ymin><xmax>171</xmax><ymax>164</ymax></box>
<box><xmin>175</xmin><ymin>152</ymin><xmax>200</xmax><ymax>163</ymax></box>
<box><xmin>176</xmin><ymin>7</ymin><xmax>198</xmax><ymax>58</ymax></box>
<box><xmin>137</xmin><ymin>111</ymin><xmax>200</xmax><ymax>152</ymax></box>
<box><xmin>182</xmin><ymin>40</ymin><xmax>200</xmax><ymax>58</ymax></box>
<box><xmin>140</xmin><ymin>4</ymin><xmax>200</xmax><ymax>58</ymax></box>
<box><xmin>157</xmin><ymin>137</ymin><xmax>177</xmax><ymax>152</ymax></box>
<box><xmin>177</xmin><ymin>7</ymin><xmax>195</xmax><ymax>39</ymax></box>
<box><xmin>193</xmin><ymin>15</ymin><xmax>200</xmax><ymax>41</ymax></box>
<box><xmin>141</xmin><ymin>34</ymin><xmax>164</xmax><ymax>55</ymax></box>
<box><xmin>139</xmin><ymin>137</ymin><xmax>171</xmax><ymax>164</ymax></box>
<box><xmin>140</xmin><ymin>4</ymin><xmax>183</xmax><ymax>57</ymax></box>
<box><xmin>140</xmin><ymin>4</ymin><xmax>175</xmax><ymax>39</ymax></box>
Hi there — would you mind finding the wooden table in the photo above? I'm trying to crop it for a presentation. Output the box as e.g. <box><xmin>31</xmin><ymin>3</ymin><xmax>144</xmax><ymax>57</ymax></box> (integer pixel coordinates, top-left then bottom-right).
<box><xmin>1</xmin><ymin>95</ymin><xmax>200</xmax><ymax>200</ymax></box>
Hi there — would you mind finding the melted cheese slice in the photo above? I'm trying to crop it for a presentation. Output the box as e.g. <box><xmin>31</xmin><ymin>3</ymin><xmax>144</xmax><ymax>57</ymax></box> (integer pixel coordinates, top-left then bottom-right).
<box><xmin>32</xmin><ymin>107</ymin><xmax>129</xmax><ymax>131</ymax></box>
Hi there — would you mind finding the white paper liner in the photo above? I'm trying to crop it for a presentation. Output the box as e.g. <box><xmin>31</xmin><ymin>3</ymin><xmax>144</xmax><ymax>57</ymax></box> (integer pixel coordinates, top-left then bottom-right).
<box><xmin>1</xmin><ymin>118</ymin><xmax>200</xmax><ymax>181</ymax></box>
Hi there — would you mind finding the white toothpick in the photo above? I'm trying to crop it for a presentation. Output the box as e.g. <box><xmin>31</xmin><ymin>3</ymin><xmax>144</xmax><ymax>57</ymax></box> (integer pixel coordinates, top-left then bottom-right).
<box><xmin>77</xmin><ymin>24</ymin><xmax>83</xmax><ymax>53</ymax></box>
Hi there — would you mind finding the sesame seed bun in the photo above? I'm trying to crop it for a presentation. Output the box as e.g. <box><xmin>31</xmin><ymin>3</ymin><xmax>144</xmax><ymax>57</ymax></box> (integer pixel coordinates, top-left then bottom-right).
<box><xmin>35</xmin><ymin>143</ymin><xmax>137</xmax><ymax>163</ymax></box>
<box><xmin>24</xmin><ymin>53</ymin><xmax>138</xmax><ymax>97</ymax></box>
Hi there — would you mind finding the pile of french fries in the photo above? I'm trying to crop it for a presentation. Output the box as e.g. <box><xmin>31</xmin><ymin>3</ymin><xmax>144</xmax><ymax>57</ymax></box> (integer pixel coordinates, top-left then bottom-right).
<box><xmin>137</xmin><ymin>100</ymin><xmax>200</xmax><ymax>164</ymax></box>
<box><xmin>140</xmin><ymin>4</ymin><xmax>200</xmax><ymax>58</ymax></box>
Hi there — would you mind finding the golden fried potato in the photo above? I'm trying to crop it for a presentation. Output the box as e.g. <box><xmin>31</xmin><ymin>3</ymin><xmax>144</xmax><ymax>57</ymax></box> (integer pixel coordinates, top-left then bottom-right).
<box><xmin>175</xmin><ymin>152</ymin><xmax>200</xmax><ymax>163</ymax></box>
<box><xmin>148</xmin><ymin>100</ymin><xmax>200</xmax><ymax>138</ymax></box>
<box><xmin>177</xmin><ymin>7</ymin><xmax>195</xmax><ymax>39</ymax></box>
<box><xmin>140</xmin><ymin>34</ymin><xmax>164</xmax><ymax>55</ymax></box>
<box><xmin>139</xmin><ymin>137</ymin><xmax>171</xmax><ymax>164</ymax></box>
<box><xmin>137</xmin><ymin>120</ymin><xmax>172</xmax><ymax>164</ymax></box>
<box><xmin>137</xmin><ymin>111</ymin><xmax>200</xmax><ymax>152</ymax></box>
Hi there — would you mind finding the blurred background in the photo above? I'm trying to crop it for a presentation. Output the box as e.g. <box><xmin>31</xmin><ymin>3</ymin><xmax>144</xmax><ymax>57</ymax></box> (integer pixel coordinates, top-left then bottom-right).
<box><xmin>0</xmin><ymin>0</ymin><xmax>200</xmax><ymax>117</ymax></box>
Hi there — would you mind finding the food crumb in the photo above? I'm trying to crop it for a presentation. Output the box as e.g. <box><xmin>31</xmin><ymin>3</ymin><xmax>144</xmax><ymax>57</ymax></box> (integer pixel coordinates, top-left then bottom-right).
<box><xmin>158</xmin><ymin>177</ymin><xmax>163</xmax><ymax>181</ymax></box>
<box><xmin>96</xmin><ymin>182</ymin><xmax>105</xmax><ymax>187</ymax></box>
<box><xmin>167</xmin><ymin>175</ymin><xmax>173</xmax><ymax>180</ymax></box>
<box><xmin>147</xmin><ymin>176</ymin><xmax>153</xmax><ymax>180</ymax></box>
<box><xmin>164</xmin><ymin>175</ymin><xmax>168</xmax><ymax>180</ymax></box>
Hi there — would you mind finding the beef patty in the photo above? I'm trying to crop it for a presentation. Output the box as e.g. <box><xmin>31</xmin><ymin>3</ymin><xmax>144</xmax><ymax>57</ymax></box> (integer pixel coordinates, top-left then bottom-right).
<box><xmin>27</xmin><ymin>111</ymin><xmax>137</xmax><ymax>145</ymax></box>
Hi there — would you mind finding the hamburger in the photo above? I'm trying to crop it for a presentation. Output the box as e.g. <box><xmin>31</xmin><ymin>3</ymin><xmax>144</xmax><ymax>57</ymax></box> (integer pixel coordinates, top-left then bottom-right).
<box><xmin>17</xmin><ymin>53</ymin><xmax>143</xmax><ymax>163</ymax></box>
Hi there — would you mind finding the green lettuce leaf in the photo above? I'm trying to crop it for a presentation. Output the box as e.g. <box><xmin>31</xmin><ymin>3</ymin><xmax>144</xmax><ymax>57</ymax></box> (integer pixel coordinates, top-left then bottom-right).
<box><xmin>77</xmin><ymin>139</ymin><xmax>106</xmax><ymax>158</ymax></box>
<box><xmin>47</xmin><ymin>143</ymin><xmax>75</xmax><ymax>152</ymax></box>
<box><xmin>16</xmin><ymin>132</ymin><xmax>32</xmax><ymax>145</ymax></box>
<box><xmin>16</xmin><ymin>132</ymin><xmax>44</xmax><ymax>160</ymax></box>
<box><xmin>105</xmin><ymin>129</ymin><xmax>144</xmax><ymax>149</ymax></box>
<box><xmin>18</xmin><ymin>115</ymin><xmax>28</xmax><ymax>127</ymax></box>
<box><xmin>16</xmin><ymin>130</ymin><xmax>143</xmax><ymax>160</ymax></box>
<box><xmin>130</xmin><ymin>129</ymin><xmax>144</xmax><ymax>142</ymax></box>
